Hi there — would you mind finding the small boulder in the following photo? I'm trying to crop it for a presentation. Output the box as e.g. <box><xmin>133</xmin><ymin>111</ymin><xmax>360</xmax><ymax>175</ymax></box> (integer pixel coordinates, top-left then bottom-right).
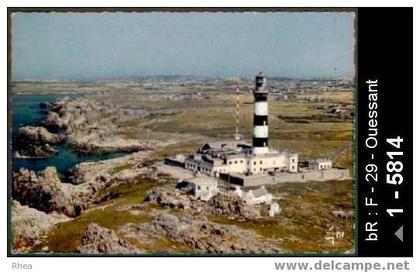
<box><xmin>145</xmin><ymin>187</ymin><xmax>191</xmax><ymax>210</ymax></box>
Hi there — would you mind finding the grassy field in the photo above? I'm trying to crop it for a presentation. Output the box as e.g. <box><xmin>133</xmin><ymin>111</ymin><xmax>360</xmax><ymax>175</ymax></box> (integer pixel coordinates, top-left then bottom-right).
<box><xmin>144</xmin><ymin>93</ymin><xmax>354</xmax><ymax>168</ymax></box>
<box><xmin>46</xmin><ymin>180</ymin><xmax>156</xmax><ymax>253</ymax></box>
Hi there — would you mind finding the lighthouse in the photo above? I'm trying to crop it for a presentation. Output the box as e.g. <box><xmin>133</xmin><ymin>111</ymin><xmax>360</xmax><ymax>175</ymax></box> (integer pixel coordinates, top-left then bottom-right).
<box><xmin>252</xmin><ymin>72</ymin><xmax>269</xmax><ymax>155</ymax></box>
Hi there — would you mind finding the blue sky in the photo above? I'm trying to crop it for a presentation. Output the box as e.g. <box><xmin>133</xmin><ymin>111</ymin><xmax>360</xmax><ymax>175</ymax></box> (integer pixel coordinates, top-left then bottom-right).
<box><xmin>12</xmin><ymin>12</ymin><xmax>355</xmax><ymax>81</ymax></box>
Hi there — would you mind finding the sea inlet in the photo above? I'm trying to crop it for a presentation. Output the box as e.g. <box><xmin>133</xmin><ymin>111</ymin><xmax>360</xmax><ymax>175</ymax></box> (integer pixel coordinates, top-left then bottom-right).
<box><xmin>11</xmin><ymin>94</ymin><xmax>126</xmax><ymax>174</ymax></box>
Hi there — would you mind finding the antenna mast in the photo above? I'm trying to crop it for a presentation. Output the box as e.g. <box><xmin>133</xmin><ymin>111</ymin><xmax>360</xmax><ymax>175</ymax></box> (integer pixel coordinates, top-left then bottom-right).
<box><xmin>234</xmin><ymin>85</ymin><xmax>241</xmax><ymax>141</ymax></box>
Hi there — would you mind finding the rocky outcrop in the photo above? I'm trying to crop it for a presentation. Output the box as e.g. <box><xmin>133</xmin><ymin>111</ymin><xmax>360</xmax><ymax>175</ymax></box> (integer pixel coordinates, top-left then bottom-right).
<box><xmin>40</xmin><ymin>98</ymin><xmax>154</xmax><ymax>154</ymax></box>
<box><xmin>15</xmin><ymin>126</ymin><xmax>62</xmax><ymax>158</ymax></box>
<box><xmin>145</xmin><ymin>187</ymin><xmax>260</xmax><ymax>219</ymax></box>
<box><xmin>78</xmin><ymin>223</ymin><xmax>140</xmax><ymax>254</ymax></box>
<box><xmin>18</xmin><ymin>97</ymin><xmax>178</xmax><ymax>156</ymax></box>
<box><xmin>15</xmin><ymin>143</ymin><xmax>57</xmax><ymax>158</ymax></box>
<box><xmin>208</xmin><ymin>194</ymin><xmax>261</xmax><ymax>219</ymax></box>
<box><xmin>41</xmin><ymin>98</ymin><xmax>72</xmax><ymax>130</ymax></box>
<box><xmin>12</xmin><ymin>152</ymin><xmax>162</xmax><ymax>217</ymax></box>
<box><xmin>68</xmin><ymin>151</ymin><xmax>153</xmax><ymax>185</ymax></box>
<box><xmin>43</xmin><ymin>111</ymin><xmax>70</xmax><ymax>130</ymax></box>
<box><xmin>12</xmin><ymin>200</ymin><xmax>70</xmax><ymax>253</ymax></box>
<box><xmin>12</xmin><ymin>167</ymin><xmax>83</xmax><ymax>217</ymax></box>
<box><xmin>19</xmin><ymin>126</ymin><xmax>63</xmax><ymax>145</ymax></box>
<box><xmin>39</xmin><ymin>101</ymin><xmax>54</xmax><ymax>110</ymax></box>
<box><xmin>119</xmin><ymin>213</ymin><xmax>279</xmax><ymax>253</ymax></box>
<box><xmin>145</xmin><ymin>187</ymin><xmax>191</xmax><ymax>209</ymax></box>
<box><xmin>67</xmin><ymin>136</ymin><xmax>151</xmax><ymax>155</ymax></box>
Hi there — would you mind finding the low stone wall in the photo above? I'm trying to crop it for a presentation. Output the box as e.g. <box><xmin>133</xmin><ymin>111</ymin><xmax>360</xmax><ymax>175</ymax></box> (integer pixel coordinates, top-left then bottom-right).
<box><xmin>226</xmin><ymin>168</ymin><xmax>351</xmax><ymax>187</ymax></box>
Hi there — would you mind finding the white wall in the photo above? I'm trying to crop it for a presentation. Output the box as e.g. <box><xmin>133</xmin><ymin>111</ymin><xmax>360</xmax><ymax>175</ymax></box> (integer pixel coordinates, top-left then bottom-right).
<box><xmin>288</xmin><ymin>154</ymin><xmax>299</xmax><ymax>172</ymax></box>
<box><xmin>249</xmin><ymin>154</ymin><xmax>289</xmax><ymax>174</ymax></box>
<box><xmin>186</xmin><ymin>153</ymin><xmax>299</xmax><ymax>176</ymax></box>
<box><xmin>253</xmin><ymin>125</ymin><xmax>268</xmax><ymax>138</ymax></box>
<box><xmin>254</xmin><ymin>101</ymin><xmax>268</xmax><ymax>116</ymax></box>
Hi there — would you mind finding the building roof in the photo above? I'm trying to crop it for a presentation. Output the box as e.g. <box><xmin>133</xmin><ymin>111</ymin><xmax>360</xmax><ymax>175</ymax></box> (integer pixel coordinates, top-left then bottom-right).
<box><xmin>315</xmin><ymin>159</ymin><xmax>332</xmax><ymax>163</ymax></box>
<box><xmin>226</xmin><ymin>153</ymin><xmax>246</xmax><ymax>160</ymax></box>
<box><xmin>251</xmin><ymin>186</ymin><xmax>269</xmax><ymax>198</ymax></box>
<box><xmin>252</xmin><ymin>150</ymin><xmax>298</xmax><ymax>159</ymax></box>
<box><xmin>200</xmin><ymin>141</ymin><xmax>241</xmax><ymax>150</ymax></box>
<box><xmin>186</xmin><ymin>177</ymin><xmax>218</xmax><ymax>185</ymax></box>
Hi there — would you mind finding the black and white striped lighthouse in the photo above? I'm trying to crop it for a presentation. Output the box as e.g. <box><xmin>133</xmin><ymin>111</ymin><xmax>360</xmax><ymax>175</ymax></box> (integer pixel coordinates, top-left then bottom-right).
<box><xmin>252</xmin><ymin>72</ymin><xmax>269</xmax><ymax>155</ymax></box>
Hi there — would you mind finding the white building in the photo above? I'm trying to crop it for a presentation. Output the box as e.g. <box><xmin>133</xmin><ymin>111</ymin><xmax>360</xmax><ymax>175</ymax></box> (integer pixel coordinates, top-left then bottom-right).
<box><xmin>314</xmin><ymin>159</ymin><xmax>333</xmax><ymax>171</ymax></box>
<box><xmin>179</xmin><ymin>177</ymin><xmax>218</xmax><ymax>201</ymax></box>
<box><xmin>184</xmin><ymin>141</ymin><xmax>299</xmax><ymax>177</ymax></box>
<box><xmin>243</xmin><ymin>186</ymin><xmax>272</xmax><ymax>205</ymax></box>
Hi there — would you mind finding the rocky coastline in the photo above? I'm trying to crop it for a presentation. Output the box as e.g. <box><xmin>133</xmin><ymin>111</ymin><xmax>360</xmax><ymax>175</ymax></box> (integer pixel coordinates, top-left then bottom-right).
<box><xmin>12</xmin><ymin>151</ymin><xmax>154</xmax><ymax>217</ymax></box>
<box><xmin>11</xmin><ymin>96</ymin><xmax>172</xmax><ymax>253</ymax></box>
<box><xmin>145</xmin><ymin>187</ymin><xmax>261</xmax><ymax>219</ymax></box>
<box><xmin>11</xmin><ymin>151</ymin><xmax>162</xmax><ymax>252</ymax></box>
<box><xmin>15</xmin><ymin>97</ymin><xmax>154</xmax><ymax>159</ymax></box>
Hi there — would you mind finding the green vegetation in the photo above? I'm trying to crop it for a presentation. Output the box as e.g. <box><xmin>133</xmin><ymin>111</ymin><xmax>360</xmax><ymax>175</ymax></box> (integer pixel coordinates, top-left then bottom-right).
<box><xmin>46</xmin><ymin>181</ymin><xmax>155</xmax><ymax>253</ymax></box>
<box><xmin>150</xmin><ymin>139</ymin><xmax>202</xmax><ymax>159</ymax></box>
<box><xmin>144</xmin><ymin>94</ymin><xmax>353</xmax><ymax>150</ymax></box>
<box><xmin>110</xmin><ymin>163</ymin><xmax>135</xmax><ymax>175</ymax></box>
<box><xmin>121</xmin><ymin>118</ymin><xmax>146</xmax><ymax>127</ymax></box>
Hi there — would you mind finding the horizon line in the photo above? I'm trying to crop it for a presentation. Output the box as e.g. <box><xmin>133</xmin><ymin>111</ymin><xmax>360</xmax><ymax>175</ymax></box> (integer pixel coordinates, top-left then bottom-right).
<box><xmin>12</xmin><ymin>74</ymin><xmax>355</xmax><ymax>83</ymax></box>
